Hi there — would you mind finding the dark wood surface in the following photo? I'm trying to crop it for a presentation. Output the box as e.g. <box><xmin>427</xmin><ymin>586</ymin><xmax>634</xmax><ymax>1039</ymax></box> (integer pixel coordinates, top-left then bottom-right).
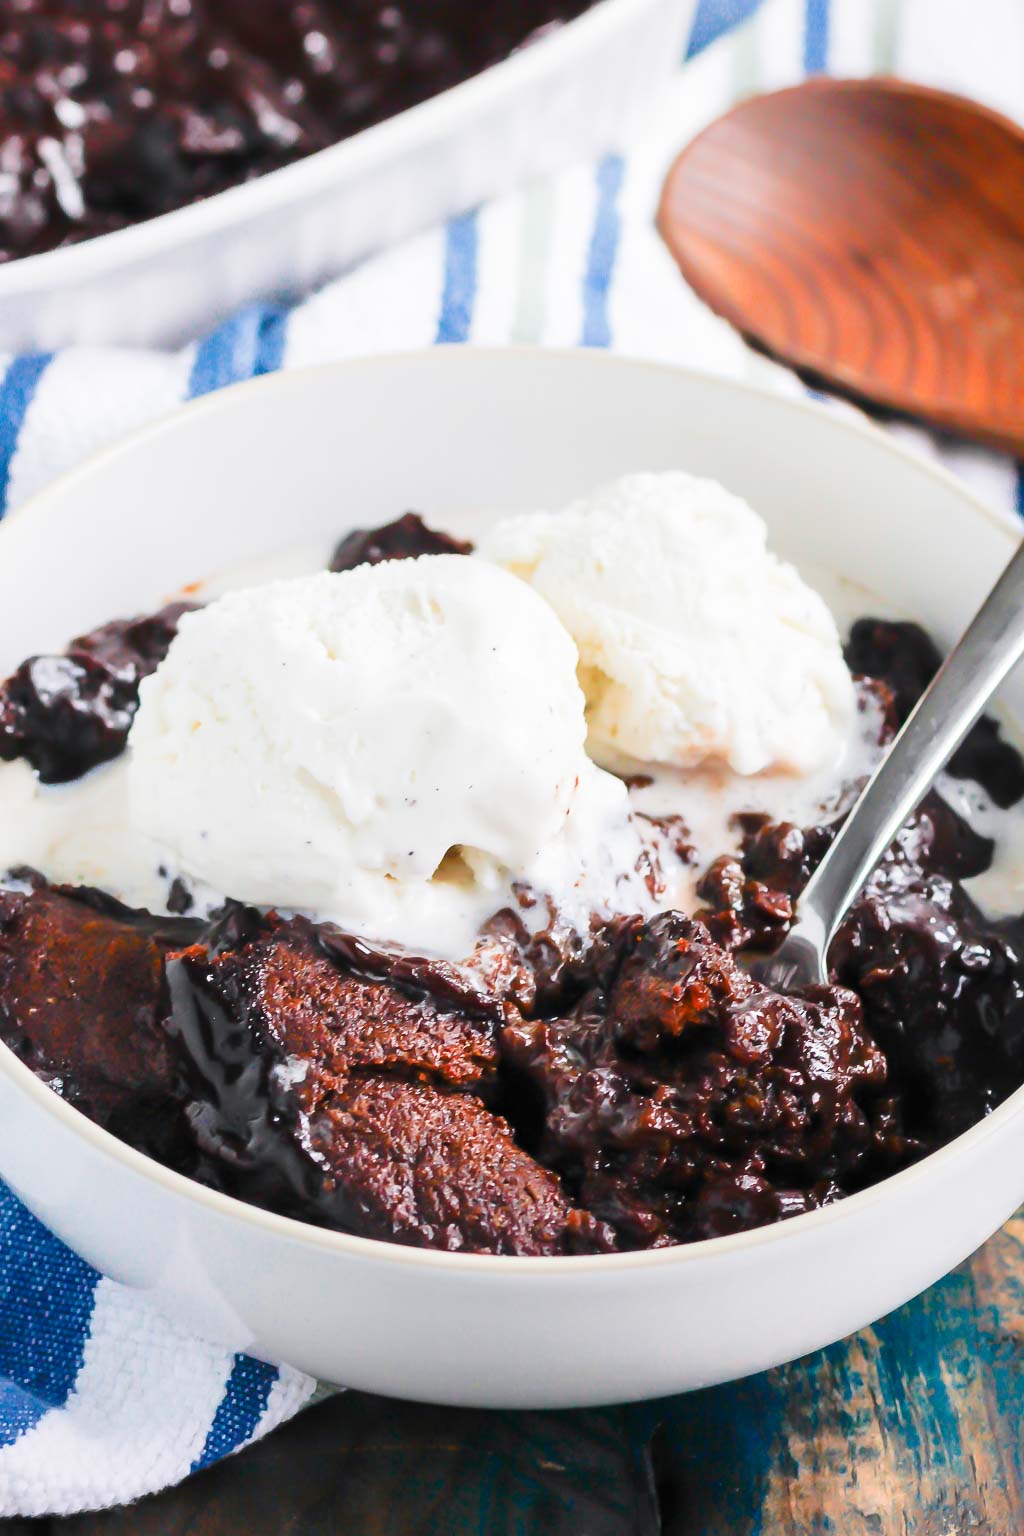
<box><xmin>658</xmin><ymin>78</ymin><xmax>1024</xmax><ymax>458</ymax></box>
<box><xmin>6</xmin><ymin>1210</ymin><xmax>1024</xmax><ymax>1533</ymax></box>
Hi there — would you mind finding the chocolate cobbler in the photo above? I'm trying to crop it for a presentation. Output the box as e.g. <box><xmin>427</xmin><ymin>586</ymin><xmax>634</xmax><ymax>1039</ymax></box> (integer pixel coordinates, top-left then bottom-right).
<box><xmin>3</xmin><ymin>511</ymin><xmax>1024</xmax><ymax>1256</ymax></box>
<box><xmin>0</xmin><ymin>1</ymin><xmax>596</xmax><ymax>262</ymax></box>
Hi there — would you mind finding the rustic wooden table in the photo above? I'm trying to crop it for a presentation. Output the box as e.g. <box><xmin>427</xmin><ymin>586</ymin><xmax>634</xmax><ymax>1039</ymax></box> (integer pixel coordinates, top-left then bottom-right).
<box><xmin>4</xmin><ymin>1212</ymin><xmax>1022</xmax><ymax>1534</ymax></box>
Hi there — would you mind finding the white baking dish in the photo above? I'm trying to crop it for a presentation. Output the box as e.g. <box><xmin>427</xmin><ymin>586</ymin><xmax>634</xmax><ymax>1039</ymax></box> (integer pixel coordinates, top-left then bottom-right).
<box><xmin>0</xmin><ymin>0</ymin><xmax>697</xmax><ymax>352</ymax></box>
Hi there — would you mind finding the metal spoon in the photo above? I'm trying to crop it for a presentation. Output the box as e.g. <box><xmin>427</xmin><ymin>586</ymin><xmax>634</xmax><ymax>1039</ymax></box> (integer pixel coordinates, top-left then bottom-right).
<box><xmin>754</xmin><ymin>538</ymin><xmax>1024</xmax><ymax>993</ymax></box>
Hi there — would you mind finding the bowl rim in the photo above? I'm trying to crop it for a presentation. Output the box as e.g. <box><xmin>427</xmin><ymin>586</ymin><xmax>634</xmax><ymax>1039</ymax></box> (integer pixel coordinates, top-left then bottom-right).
<box><xmin>0</xmin><ymin>0</ymin><xmax>678</xmax><ymax>295</ymax></box>
<box><xmin>2</xmin><ymin>343</ymin><xmax>1022</xmax><ymax>1279</ymax></box>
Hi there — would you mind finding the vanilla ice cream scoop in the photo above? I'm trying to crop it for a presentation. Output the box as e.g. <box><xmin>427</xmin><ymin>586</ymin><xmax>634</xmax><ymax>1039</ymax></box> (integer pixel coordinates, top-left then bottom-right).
<box><xmin>478</xmin><ymin>472</ymin><xmax>855</xmax><ymax>777</ymax></box>
<box><xmin>128</xmin><ymin>555</ymin><xmax>642</xmax><ymax>954</ymax></box>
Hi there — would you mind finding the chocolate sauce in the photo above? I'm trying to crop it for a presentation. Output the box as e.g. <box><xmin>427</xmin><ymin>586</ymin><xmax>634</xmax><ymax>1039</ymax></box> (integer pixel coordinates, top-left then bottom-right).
<box><xmin>164</xmin><ymin>947</ymin><xmax>345</xmax><ymax>1223</ymax></box>
<box><xmin>0</xmin><ymin>601</ymin><xmax>196</xmax><ymax>783</ymax></box>
<box><xmin>502</xmin><ymin>912</ymin><xmax>905</xmax><ymax>1246</ymax></box>
<box><xmin>846</xmin><ymin>618</ymin><xmax>1024</xmax><ymax>807</ymax></box>
<box><xmin>330</xmin><ymin>512</ymin><xmax>472</xmax><ymax>573</ymax></box>
<box><xmin>0</xmin><ymin>2</ymin><xmax>596</xmax><ymax>262</ymax></box>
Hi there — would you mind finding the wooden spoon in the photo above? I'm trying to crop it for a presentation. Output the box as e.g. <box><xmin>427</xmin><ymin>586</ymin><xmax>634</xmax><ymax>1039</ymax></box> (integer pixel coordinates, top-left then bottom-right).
<box><xmin>658</xmin><ymin>78</ymin><xmax>1024</xmax><ymax>456</ymax></box>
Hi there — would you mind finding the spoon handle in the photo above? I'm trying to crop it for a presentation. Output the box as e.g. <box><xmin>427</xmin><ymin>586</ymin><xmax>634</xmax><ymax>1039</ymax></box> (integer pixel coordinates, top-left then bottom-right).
<box><xmin>799</xmin><ymin>536</ymin><xmax>1024</xmax><ymax>960</ymax></box>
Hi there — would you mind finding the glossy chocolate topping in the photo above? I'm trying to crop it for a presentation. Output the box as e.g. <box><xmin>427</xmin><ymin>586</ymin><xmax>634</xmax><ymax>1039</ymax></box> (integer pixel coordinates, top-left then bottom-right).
<box><xmin>0</xmin><ymin>601</ymin><xmax>197</xmax><ymax>782</ymax></box>
<box><xmin>0</xmin><ymin>1</ymin><xmax>596</xmax><ymax>262</ymax></box>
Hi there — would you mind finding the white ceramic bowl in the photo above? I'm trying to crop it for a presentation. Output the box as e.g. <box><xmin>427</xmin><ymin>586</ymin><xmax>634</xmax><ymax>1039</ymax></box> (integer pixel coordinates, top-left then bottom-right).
<box><xmin>1</xmin><ymin>349</ymin><xmax>1022</xmax><ymax>1408</ymax></box>
<box><xmin>0</xmin><ymin>0</ymin><xmax>696</xmax><ymax>351</ymax></box>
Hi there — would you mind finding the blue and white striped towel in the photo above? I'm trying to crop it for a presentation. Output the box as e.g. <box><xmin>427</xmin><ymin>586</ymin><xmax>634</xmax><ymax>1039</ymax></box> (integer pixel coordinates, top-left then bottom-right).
<box><xmin>3</xmin><ymin>0</ymin><xmax>1024</xmax><ymax>1515</ymax></box>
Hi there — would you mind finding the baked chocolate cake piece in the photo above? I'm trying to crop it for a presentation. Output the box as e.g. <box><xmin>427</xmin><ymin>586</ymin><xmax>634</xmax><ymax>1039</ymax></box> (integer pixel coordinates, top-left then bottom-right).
<box><xmin>165</xmin><ymin>915</ymin><xmax>614</xmax><ymax>1254</ymax></box>
<box><xmin>0</xmin><ymin>881</ymin><xmax>196</xmax><ymax>1162</ymax></box>
<box><xmin>0</xmin><ymin>602</ymin><xmax>197</xmax><ymax>783</ymax></box>
<box><xmin>191</xmin><ymin>914</ymin><xmax>502</xmax><ymax>1092</ymax></box>
<box><xmin>0</xmin><ymin>886</ymin><xmax>611</xmax><ymax>1252</ymax></box>
<box><xmin>504</xmin><ymin>913</ymin><xmax>900</xmax><ymax>1247</ymax></box>
<box><xmin>311</xmin><ymin>1075</ymin><xmax>613</xmax><ymax>1254</ymax></box>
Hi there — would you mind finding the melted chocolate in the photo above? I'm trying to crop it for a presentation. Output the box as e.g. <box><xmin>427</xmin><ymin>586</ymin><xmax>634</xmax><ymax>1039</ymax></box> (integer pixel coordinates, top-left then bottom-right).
<box><xmin>502</xmin><ymin>912</ymin><xmax>905</xmax><ymax>1246</ymax></box>
<box><xmin>846</xmin><ymin>618</ymin><xmax>1024</xmax><ymax>807</ymax></box>
<box><xmin>0</xmin><ymin>601</ymin><xmax>196</xmax><ymax>782</ymax></box>
<box><xmin>330</xmin><ymin>512</ymin><xmax>472</xmax><ymax>573</ymax></box>
<box><xmin>0</xmin><ymin>1</ymin><xmax>596</xmax><ymax>262</ymax></box>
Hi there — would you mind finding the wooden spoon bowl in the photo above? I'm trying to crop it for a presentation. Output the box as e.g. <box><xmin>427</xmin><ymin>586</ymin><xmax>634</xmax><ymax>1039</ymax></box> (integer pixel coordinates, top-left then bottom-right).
<box><xmin>658</xmin><ymin>78</ymin><xmax>1024</xmax><ymax>456</ymax></box>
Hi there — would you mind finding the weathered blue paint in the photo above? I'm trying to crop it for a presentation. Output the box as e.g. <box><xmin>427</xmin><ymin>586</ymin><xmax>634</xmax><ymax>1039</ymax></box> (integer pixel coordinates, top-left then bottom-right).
<box><xmin>633</xmin><ymin>1368</ymin><xmax>785</xmax><ymax>1536</ymax></box>
<box><xmin>631</xmin><ymin>1228</ymin><xmax>1024</xmax><ymax>1533</ymax></box>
